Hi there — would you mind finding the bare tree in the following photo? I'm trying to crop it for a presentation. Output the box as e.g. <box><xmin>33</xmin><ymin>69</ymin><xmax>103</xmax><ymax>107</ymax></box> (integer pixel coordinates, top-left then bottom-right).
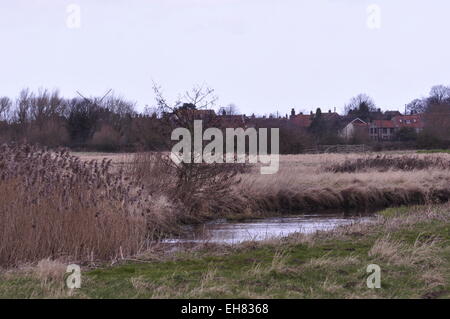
<box><xmin>154</xmin><ymin>83</ymin><xmax>217</xmax><ymax>129</ymax></box>
<box><xmin>344</xmin><ymin>94</ymin><xmax>376</xmax><ymax>121</ymax></box>
<box><xmin>29</xmin><ymin>89</ymin><xmax>64</xmax><ymax>129</ymax></box>
<box><xmin>102</xmin><ymin>93</ymin><xmax>136</xmax><ymax>117</ymax></box>
<box><xmin>15</xmin><ymin>89</ymin><xmax>32</xmax><ymax>125</ymax></box>
<box><xmin>429</xmin><ymin>85</ymin><xmax>450</xmax><ymax>104</ymax></box>
<box><xmin>406</xmin><ymin>98</ymin><xmax>427</xmax><ymax>114</ymax></box>
<box><xmin>344</xmin><ymin>94</ymin><xmax>376</xmax><ymax>114</ymax></box>
<box><xmin>0</xmin><ymin>97</ymin><xmax>12</xmax><ymax>121</ymax></box>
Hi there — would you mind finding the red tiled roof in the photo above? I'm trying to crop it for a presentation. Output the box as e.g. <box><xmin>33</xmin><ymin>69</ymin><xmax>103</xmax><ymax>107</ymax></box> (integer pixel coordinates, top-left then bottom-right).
<box><xmin>353</xmin><ymin>122</ymin><xmax>368</xmax><ymax>127</ymax></box>
<box><xmin>371</xmin><ymin>120</ymin><xmax>395</xmax><ymax>128</ymax></box>
<box><xmin>391</xmin><ymin>115</ymin><xmax>423</xmax><ymax>129</ymax></box>
<box><xmin>290</xmin><ymin>114</ymin><xmax>312</xmax><ymax>128</ymax></box>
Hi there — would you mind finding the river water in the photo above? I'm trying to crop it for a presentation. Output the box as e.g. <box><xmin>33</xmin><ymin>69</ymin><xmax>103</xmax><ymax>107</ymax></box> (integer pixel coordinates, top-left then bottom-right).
<box><xmin>164</xmin><ymin>213</ymin><xmax>374</xmax><ymax>244</ymax></box>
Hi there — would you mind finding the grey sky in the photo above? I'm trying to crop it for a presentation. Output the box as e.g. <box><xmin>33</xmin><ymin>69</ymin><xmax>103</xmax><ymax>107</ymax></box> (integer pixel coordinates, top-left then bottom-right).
<box><xmin>1</xmin><ymin>0</ymin><xmax>449</xmax><ymax>115</ymax></box>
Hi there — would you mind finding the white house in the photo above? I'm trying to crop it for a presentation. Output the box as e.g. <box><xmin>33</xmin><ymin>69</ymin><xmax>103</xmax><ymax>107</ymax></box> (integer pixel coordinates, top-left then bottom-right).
<box><xmin>339</xmin><ymin>118</ymin><xmax>368</xmax><ymax>140</ymax></box>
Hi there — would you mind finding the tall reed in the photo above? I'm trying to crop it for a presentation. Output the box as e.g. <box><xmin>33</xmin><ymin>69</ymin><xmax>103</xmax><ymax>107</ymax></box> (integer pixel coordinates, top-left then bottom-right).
<box><xmin>0</xmin><ymin>144</ymin><xmax>147</xmax><ymax>268</ymax></box>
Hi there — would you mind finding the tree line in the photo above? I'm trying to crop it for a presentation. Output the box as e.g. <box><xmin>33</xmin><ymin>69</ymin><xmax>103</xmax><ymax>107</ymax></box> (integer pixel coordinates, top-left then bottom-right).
<box><xmin>1</xmin><ymin>85</ymin><xmax>450</xmax><ymax>153</ymax></box>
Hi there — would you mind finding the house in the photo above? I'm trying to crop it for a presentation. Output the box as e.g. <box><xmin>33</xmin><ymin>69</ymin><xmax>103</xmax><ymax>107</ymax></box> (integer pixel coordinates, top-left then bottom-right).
<box><xmin>339</xmin><ymin>118</ymin><xmax>368</xmax><ymax>140</ymax></box>
<box><xmin>166</xmin><ymin>108</ymin><xmax>216</xmax><ymax>122</ymax></box>
<box><xmin>369</xmin><ymin>114</ymin><xmax>425</xmax><ymax>141</ymax></box>
<box><xmin>191</xmin><ymin>109</ymin><xmax>216</xmax><ymax>119</ymax></box>
<box><xmin>290</xmin><ymin>113</ymin><xmax>312</xmax><ymax>128</ymax></box>
<box><xmin>384</xmin><ymin>111</ymin><xmax>402</xmax><ymax>120</ymax></box>
<box><xmin>216</xmin><ymin>114</ymin><xmax>247</xmax><ymax>128</ymax></box>
<box><xmin>289</xmin><ymin>107</ymin><xmax>424</xmax><ymax>142</ymax></box>
<box><xmin>321</xmin><ymin>110</ymin><xmax>340</xmax><ymax>121</ymax></box>
<box><xmin>369</xmin><ymin>120</ymin><xmax>396</xmax><ymax>141</ymax></box>
<box><xmin>391</xmin><ymin>114</ymin><xmax>424</xmax><ymax>133</ymax></box>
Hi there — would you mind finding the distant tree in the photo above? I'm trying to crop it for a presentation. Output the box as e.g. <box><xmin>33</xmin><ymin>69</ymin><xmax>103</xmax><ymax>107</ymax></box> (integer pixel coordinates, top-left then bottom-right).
<box><xmin>309</xmin><ymin>108</ymin><xmax>324</xmax><ymax>137</ymax></box>
<box><xmin>344</xmin><ymin>94</ymin><xmax>376</xmax><ymax>121</ymax></box>
<box><xmin>423</xmin><ymin>102</ymin><xmax>450</xmax><ymax>143</ymax></box>
<box><xmin>218</xmin><ymin>103</ymin><xmax>239</xmax><ymax>116</ymax></box>
<box><xmin>406</xmin><ymin>98</ymin><xmax>427</xmax><ymax>114</ymax></box>
<box><xmin>66</xmin><ymin>98</ymin><xmax>101</xmax><ymax>145</ymax></box>
<box><xmin>103</xmin><ymin>94</ymin><xmax>135</xmax><ymax>117</ymax></box>
<box><xmin>99</xmin><ymin>95</ymin><xmax>136</xmax><ymax>147</ymax></box>
<box><xmin>28</xmin><ymin>89</ymin><xmax>64</xmax><ymax>130</ymax></box>
<box><xmin>0</xmin><ymin>97</ymin><xmax>12</xmax><ymax>121</ymax></box>
<box><xmin>14</xmin><ymin>89</ymin><xmax>32</xmax><ymax>125</ymax></box>
<box><xmin>428</xmin><ymin>85</ymin><xmax>450</xmax><ymax>105</ymax></box>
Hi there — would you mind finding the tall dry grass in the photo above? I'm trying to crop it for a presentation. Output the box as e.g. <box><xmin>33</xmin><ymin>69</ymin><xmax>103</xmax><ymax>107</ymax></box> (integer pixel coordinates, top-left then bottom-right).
<box><xmin>326</xmin><ymin>154</ymin><xmax>450</xmax><ymax>173</ymax></box>
<box><xmin>0</xmin><ymin>144</ymin><xmax>149</xmax><ymax>268</ymax></box>
<box><xmin>77</xmin><ymin>151</ymin><xmax>450</xmax><ymax>215</ymax></box>
<box><xmin>238</xmin><ymin>153</ymin><xmax>450</xmax><ymax>213</ymax></box>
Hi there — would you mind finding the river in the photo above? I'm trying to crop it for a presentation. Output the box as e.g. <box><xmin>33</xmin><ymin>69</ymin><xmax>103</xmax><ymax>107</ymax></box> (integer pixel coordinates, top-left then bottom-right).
<box><xmin>164</xmin><ymin>213</ymin><xmax>374</xmax><ymax>244</ymax></box>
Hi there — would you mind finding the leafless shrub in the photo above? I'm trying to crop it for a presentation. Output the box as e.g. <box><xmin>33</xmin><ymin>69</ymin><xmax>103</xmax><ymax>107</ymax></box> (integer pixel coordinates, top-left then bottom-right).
<box><xmin>128</xmin><ymin>151</ymin><xmax>247</xmax><ymax>222</ymax></box>
<box><xmin>144</xmin><ymin>84</ymin><xmax>249</xmax><ymax>220</ymax></box>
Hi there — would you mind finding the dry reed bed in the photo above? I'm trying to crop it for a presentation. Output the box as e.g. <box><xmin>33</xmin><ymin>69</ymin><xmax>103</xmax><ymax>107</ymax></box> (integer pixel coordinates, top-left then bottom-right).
<box><xmin>238</xmin><ymin>153</ymin><xmax>450</xmax><ymax>213</ymax></box>
<box><xmin>0</xmin><ymin>145</ymin><xmax>168</xmax><ymax>268</ymax></box>
<box><xmin>326</xmin><ymin>154</ymin><xmax>450</xmax><ymax>173</ymax></box>
<box><xmin>76</xmin><ymin>151</ymin><xmax>450</xmax><ymax>214</ymax></box>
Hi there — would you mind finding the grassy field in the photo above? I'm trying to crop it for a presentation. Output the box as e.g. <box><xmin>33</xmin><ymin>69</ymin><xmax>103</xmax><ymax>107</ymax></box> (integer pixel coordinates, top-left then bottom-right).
<box><xmin>1</xmin><ymin>204</ymin><xmax>449</xmax><ymax>299</ymax></box>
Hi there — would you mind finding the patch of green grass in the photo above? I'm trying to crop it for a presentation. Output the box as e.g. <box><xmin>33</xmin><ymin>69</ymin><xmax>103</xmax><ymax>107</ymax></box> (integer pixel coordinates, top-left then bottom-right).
<box><xmin>1</xmin><ymin>206</ymin><xmax>449</xmax><ymax>299</ymax></box>
<box><xmin>417</xmin><ymin>149</ymin><xmax>450</xmax><ymax>154</ymax></box>
<box><xmin>377</xmin><ymin>205</ymin><xmax>422</xmax><ymax>218</ymax></box>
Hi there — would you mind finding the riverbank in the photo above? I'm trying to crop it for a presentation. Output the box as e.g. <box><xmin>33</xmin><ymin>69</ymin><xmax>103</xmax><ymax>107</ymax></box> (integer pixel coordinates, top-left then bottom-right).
<box><xmin>239</xmin><ymin>153</ymin><xmax>450</xmax><ymax>214</ymax></box>
<box><xmin>75</xmin><ymin>151</ymin><xmax>450</xmax><ymax>219</ymax></box>
<box><xmin>1</xmin><ymin>204</ymin><xmax>449</xmax><ymax>298</ymax></box>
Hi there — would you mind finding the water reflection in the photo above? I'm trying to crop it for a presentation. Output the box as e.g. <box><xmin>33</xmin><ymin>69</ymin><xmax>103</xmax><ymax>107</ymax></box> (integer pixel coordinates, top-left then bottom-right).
<box><xmin>164</xmin><ymin>213</ymin><xmax>374</xmax><ymax>244</ymax></box>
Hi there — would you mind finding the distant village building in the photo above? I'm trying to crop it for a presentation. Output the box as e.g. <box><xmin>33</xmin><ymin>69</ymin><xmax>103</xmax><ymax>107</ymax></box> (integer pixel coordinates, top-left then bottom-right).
<box><xmin>178</xmin><ymin>107</ymin><xmax>426</xmax><ymax>143</ymax></box>
<box><xmin>290</xmin><ymin>108</ymin><xmax>425</xmax><ymax>142</ymax></box>
<box><xmin>391</xmin><ymin>114</ymin><xmax>423</xmax><ymax>133</ymax></box>
<box><xmin>369</xmin><ymin>120</ymin><xmax>396</xmax><ymax>141</ymax></box>
<box><xmin>339</xmin><ymin>118</ymin><xmax>368</xmax><ymax>140</ymax></box>
<box><xmin>368</xmin><ymin>115</ymin><xmax>424</xmax><ymax>141</ymax></box>
<box><xmin>289</xmin><ymin>113</ymin><xmax>312</xmax><ymax>128</ymax></box>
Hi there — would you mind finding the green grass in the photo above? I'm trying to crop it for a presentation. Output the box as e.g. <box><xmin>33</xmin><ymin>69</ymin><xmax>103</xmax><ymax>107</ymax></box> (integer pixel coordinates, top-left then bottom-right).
<box><xmin>1</xmin><ymin>205</ymin><xmax>449</xmax><ymax>299</ymax></box>
<box><xmin>417</xmin><ymin>149</ymin><xmax>450</xmax><ymax>154</ymax></box>
<box><xmin>376</xmin><ymin>205</ymin><xmax>424</xmax><ymax>218</ymax></box>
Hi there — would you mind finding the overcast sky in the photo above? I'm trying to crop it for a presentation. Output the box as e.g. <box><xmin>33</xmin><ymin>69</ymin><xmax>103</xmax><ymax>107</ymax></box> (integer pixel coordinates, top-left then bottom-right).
<box><xmin>1</xmin><ymin>0</ymin><xmax>450</xmax><ymax>115</ymax></box>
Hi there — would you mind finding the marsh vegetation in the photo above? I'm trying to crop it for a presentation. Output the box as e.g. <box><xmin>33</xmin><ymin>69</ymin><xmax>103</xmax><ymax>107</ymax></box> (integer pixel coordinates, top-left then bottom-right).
<box><xmin>2</xmin><ymin>147</ymin><xmax>450</xmax><ymax>299</ymax></box>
